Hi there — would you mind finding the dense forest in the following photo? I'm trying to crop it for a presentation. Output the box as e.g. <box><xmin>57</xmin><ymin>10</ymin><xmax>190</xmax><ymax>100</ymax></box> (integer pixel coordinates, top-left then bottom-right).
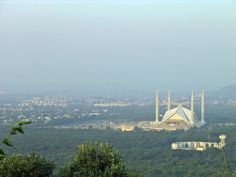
<box><xmin>1</xmin><ymin>124</ymin><xmax>236</xmax><ymax>177</ymax></box>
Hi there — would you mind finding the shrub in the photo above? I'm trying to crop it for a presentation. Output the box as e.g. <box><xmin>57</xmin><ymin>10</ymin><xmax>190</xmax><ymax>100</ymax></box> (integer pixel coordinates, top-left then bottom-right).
<box><xmin>0</xmin><ymin>152</ymin><xmax>54</xmax><ymax>177</ymax></box>
<box><xmin>58</xmin><ymin>142</ymin><xmax>139</xmax><ymax>177</ymax></box>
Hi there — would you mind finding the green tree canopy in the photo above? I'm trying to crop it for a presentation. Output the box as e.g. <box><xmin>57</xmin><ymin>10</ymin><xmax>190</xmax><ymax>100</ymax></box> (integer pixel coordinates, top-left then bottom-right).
<box><xmin>0</xmin><ymin>152</ymin><xmax>54</xmax><ymax>177</ymax></box>
<box><xmin>58</xmin><ymin>142</ymin><xmax>139</xmax><ymax>177</ymax></box>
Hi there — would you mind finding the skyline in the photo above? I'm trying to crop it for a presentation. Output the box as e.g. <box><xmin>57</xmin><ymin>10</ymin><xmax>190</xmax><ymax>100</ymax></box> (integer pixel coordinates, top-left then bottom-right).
<box><xmin>0</xmin><ymin>0</ymin><xmax>236</xmax><ymax>95</ymax></box>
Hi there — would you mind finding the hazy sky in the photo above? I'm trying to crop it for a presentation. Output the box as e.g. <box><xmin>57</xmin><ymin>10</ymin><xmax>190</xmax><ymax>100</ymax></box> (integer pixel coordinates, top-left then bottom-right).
<box><xmin>0</xmin><ymin>0</ymin><xmax>236</xmax><ymax>95</ymax></box>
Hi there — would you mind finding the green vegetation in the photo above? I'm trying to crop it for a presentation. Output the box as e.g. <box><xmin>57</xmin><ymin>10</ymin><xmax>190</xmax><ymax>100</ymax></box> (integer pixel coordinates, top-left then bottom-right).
<box><xmin>1</xmin><ymin>104</ymin><xmax>236</xmax><ymax>176</ymax></box>
<box><xmin>0</xmin><ymin>121</ymin><xmax>55</xmax><ymax>177</ymax></box>
<box><xmin>0</xmin><ymin>120</ymin><xmax>32</xmax><ymax>161</ymax></box>
<box><xmin>58</xmin><ymin>143</ymin><xmax>139</xmax><ymax>177</ymax></box>
<box><xmin>1</xmin><ymin>125</ymin><xmax>235</xmax><ymax>177</ymax></box>
<box><xmin>0</xmin><ymin>123</ymin><xmax>138</xmax><ymax>177</ymax></box>
<box><xmin>0</xmin><ymin>153</ymin><xmax>54</xmax><ymax>177</ymax></box>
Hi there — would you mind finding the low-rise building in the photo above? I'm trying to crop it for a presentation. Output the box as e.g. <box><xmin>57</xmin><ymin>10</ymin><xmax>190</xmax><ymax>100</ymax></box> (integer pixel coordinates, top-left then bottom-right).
<box><xmin>171</xmin><ymin>134</ymin><xmax>226</xmax><ymax>151</ymax></box>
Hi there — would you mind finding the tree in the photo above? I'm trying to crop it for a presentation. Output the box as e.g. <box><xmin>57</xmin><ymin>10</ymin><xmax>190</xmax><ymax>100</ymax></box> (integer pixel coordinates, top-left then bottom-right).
<box><xmin>58</xmin><ymin>142</ymin><xmax>140</xmax><ymax>177</ymax></box>
<box><xmin>0</xmin><ymin>152</ymin><xmax>54</xmax><ymax>177</ymax></box>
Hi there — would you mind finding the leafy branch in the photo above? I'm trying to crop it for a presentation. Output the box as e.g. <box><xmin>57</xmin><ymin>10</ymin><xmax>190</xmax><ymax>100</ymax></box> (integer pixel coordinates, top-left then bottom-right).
<box><xmin>0</xmin><ymin>120</ymin><xmax>32</xmax><ymax>161</ymax></box>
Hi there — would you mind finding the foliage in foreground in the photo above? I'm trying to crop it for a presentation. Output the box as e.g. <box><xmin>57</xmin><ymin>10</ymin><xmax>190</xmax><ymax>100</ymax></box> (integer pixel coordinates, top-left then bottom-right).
<box><xmin>0</xmin><ymin>122</ymin><xmax>139</xmax><ymax>177</ymax></box>
<box><xmin>0</xmin><ymin>120</ymin><xmax>31</xmax><ymax>161</ymax></box>
<box><xmin>0</xmin><ymin>152</ymin><xmax>54</xmax><ymax>177</ymax></box>
<box><xmin>58</xmin><ymin>142</ymin><xmax>140</xmax><ymax>177</ymax></box>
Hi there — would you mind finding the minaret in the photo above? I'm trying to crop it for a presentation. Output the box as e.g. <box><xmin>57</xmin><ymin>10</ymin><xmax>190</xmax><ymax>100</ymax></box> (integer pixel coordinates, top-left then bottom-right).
<box><xmin>191</xmin><ymin>91</ymin><xmax>194</xmax><ymax>120</ymax></box>
<box><xmin>168</xmin><ymin>89</ymin><xmax>171</xmax><ymax>111</ymax></box>
<box><xmin>155</xmin><ymin>90</ymin><xmax>159</xmax><ymax>123</ymax></box>
<box><xmin>201</xmin><ymin>90</ymin><xmax>205</xmax><ymax>124</ymax></box>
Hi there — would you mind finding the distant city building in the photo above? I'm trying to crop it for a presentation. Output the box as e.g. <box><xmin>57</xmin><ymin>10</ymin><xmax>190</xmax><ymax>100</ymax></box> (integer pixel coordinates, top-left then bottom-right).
<box><xmin>93</xmin><ymin>102</ymin><xmax>131</xmax><ymax>107</ymax></box>
<box><xmin>171</xmin><ymin>134</ymin><xmax>226</xmax><ymax>151</ymax></box>
<box><xmin>18</xmin><ymin>97</ymin><xmax>68</xmax><ymax>107</ymax></box>
<box><xmin>118</xmin><ymin>124</ymin><xmax>135</xmax><ymax>132</ymax></box>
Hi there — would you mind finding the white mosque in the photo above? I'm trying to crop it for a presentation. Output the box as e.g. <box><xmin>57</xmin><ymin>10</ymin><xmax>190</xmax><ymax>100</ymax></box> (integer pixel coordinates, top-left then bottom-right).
<box><xmin>118</xmin><ymin>90</ymin><xmax>206</xmax><ymax>131</ymax></box>
<box><xmin>154</xmin><ymin>90</ymin><xmax>206</xmax><ymax>129</ymax></box>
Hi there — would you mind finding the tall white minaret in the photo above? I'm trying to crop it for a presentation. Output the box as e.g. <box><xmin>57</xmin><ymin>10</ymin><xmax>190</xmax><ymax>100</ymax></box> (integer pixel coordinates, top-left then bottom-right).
<box><xmin>201</xmin><ymin>90</ymin><xmax>205</xmax><ymax>124</ymax></box>
<box><xmin>191</xmin><ymin>91</ymin><xmax>194</xmax><ymax>120</ymax></box>
<box><xmin>168</xmin><ymin>89</ymin><xmax>171</xmax><ymax>111</ymax></box>
<box><xmin>155</xmin><ymin>90</ymin><xmax>159</xmax><ymax>123</ymax></box>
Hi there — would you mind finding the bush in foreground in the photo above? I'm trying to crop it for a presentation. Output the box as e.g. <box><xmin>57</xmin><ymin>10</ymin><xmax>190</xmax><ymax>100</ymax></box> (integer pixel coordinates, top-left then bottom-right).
<box><xmin>58</xmin><ymin>142</ymin><xmax>139</xmax><ymax>177</ymax></box>
<box><xmin>0</xmin><ymin>152</ymin><xmax>54</xmax><ymax>177</ymax></box>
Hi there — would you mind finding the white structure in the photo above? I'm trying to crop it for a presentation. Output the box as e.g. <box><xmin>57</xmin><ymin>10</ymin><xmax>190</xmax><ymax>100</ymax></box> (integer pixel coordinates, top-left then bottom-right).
<box><xmin>155</xmin><ymin>90</ymin><xmax>205</xmax><ymax>129</ymax></box>
<box><xmin>201</xmin><ymin>91</ymin><xmax>206</xmax><ymax>125</ymax></box>
<box><xmin>171</xmin><ymin>134</ymin><xmax>226</xmax><ymax>151</ymax></box>
<box><xmin>168</xmin><ymin>89</ymin><xmax>171</xmax><ymax>111</ymax></box>
<box><xmin>155</xmin><ymin>90</ymin><xmax>159</xmax><ymax>123</ymax></box>
<box><xmin>117</xmin><ymin>90</ymin><xmax>206</xmax><ymax>132</ymax></box>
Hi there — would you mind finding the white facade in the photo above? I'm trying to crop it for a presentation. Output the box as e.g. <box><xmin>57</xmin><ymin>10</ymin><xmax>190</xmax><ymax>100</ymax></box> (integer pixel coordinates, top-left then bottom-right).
<box><xmin>171</xmin><ymin>134</ymin><xmax>227</xmax><ymax>151</ymax></box>
<box><xmin>161</xmin><ymin>104</ymin><xmax>200</xmax><ymax>127</ymax></box>
<box><xmin>155</xmin><ymin>90</ymin><xmax>205</xmax><ymax>129</ymax></box>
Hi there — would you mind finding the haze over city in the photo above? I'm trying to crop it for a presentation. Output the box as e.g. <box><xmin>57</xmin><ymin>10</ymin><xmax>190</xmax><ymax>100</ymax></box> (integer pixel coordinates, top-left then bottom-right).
<box><xmin>0</xmin><ymin>0</ymin><xmax>236</xmax><ymax>95</ymax></box>
<box><xmin>2</xmin><ymin>1</ymin><xmax>236</xmax><ymax>177</ymax></box>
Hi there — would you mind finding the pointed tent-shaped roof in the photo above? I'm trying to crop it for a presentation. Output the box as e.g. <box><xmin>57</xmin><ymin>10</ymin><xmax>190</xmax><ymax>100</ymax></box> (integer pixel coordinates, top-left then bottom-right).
<box><xmin>161</xmin><ymin>104</ymin><xmax>200</xmax><ymax>126</ymax></box>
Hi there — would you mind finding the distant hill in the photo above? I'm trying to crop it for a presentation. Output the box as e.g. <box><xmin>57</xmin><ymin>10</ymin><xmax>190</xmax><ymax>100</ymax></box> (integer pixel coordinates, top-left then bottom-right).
<box><xmin>210</xmin><ymin>85</ymin><xmax>236</xmax><ymax>99</ymax></box>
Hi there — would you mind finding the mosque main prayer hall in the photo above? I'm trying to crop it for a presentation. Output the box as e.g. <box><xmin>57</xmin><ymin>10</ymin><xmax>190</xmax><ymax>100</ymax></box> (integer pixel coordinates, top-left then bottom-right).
<box><xmin>155</xmin><ymin>90</ymin><xmax>205</xmax><ymax>129</ymax></box>
<box><xmin>118</xmin><ymin>90</ymin><xmax>206</xmax><ymax>131</ymax></box>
